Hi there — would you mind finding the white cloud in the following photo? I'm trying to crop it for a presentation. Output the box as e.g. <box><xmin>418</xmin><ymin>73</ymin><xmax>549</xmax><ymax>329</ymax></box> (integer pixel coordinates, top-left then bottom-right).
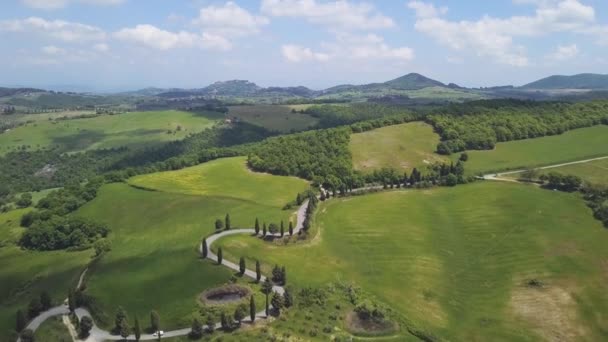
<box><xmin>22</xmin><ymin>0</ymin><xmax>125</xmax><ymax>10</ymax></box>
<box><xmin>547</xmin><ymin>44</ymin><xmax>579</xmax><ymax>60</ymax></box>
<box><xmin>407</xmin><ymin>0</ymin><xmax>598</xmax><ymax>67</ymax></box>
<box><xmin>0</xmin><ymin>17</ymin><xmax>106</xmax><ymax>42</ymax></box>
<box><xmin>261</xmin><ymin>0</ymin><xmax>394</xmax><ymax>30</ymax></box>
<box><xmin>93</xmin><ymin>42</ymin><xmax>110</xmax><ymax>52</ymax></box>
<box><xmin>282</xmin><ymin>44</ymin><xmax>330</xmax><ymax>62</ymax></box>
<box><xmin>194</xmin><ymin>1</ymin><xmax>269</xmax><ymax>37</ymax></box>
<box><xmin>114</xmin><ymin>25</ymin><xmax>231</xmax><ymax>51</ymax></box>
<box><xmin>42</xmin><ymin>45</ymin><xmax>66</xmax><ymax>55</ymax></box>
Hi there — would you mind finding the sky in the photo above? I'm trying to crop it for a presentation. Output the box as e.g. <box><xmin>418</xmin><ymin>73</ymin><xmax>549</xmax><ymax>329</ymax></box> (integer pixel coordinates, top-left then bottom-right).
<box><xmin>0</xmin><ymin>0</ymin><xmax>607</xmax><ymax>91</ymax></box>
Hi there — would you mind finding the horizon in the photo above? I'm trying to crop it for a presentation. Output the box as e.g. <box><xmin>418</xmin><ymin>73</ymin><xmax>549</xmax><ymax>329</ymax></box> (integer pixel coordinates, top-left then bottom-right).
<box><xmin>1</xmin><ymin>0</ymin><xmax>607</xmax><ymax>91</ymax></box>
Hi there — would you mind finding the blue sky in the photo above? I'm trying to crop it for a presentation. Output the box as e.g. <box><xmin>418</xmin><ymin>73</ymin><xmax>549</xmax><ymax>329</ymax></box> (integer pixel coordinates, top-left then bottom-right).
<box><xmin>0</xmin><ymin>0</ymin><xmax>607</xmax><ymax>91</ymax></box>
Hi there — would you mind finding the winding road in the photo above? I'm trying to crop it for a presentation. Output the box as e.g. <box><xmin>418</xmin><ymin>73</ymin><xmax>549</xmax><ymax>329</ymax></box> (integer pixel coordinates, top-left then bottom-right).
<box><xmin>19</xmin><ymin>200</ymin><xmax>310</xmax><ymax>341</ymax></box>
<box><xmin>482</xmin><ymin>155</ymin><xmax>608</xmax><ymax>182</ymax></box>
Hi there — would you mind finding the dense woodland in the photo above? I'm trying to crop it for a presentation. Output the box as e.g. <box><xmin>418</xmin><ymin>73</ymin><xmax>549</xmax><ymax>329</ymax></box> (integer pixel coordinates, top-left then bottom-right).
<box><xmin>305</xmin><ymin>103</ymin><xmax>421</xmax><ymax>128</ymax></box>
<box><xmin>429</xmin><ymin>100</ymin><xmax>608</xmax><ymax>154</ymax></box>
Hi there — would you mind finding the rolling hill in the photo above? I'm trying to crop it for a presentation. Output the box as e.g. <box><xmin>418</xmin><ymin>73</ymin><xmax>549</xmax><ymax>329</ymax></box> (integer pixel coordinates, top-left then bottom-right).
<box><xmin>521</xmin><ymin>73</ymin><xmax>608</xmax><ymax>89</ymax></box>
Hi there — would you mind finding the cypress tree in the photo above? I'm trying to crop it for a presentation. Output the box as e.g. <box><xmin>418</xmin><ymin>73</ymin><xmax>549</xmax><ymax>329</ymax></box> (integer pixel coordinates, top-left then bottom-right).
<box><xmin>68</xmin><ymin>290</ymin><xmax>76</xmax><ymax>313</ymax></box>
<box><xmin>217</xmin><ymin>248</ymin><xmax>223</xmax><ymax>264</ymax></box>
<box><xmin>255</xmin><ymin>260</ymin><xmax>261</xmax><ymax>282</ymax></box>
<box><xmin>262</xmin><ymin>223</ymin><xmax>267</xmax><ymax>236</ymax></box>
<box><xmin>281</xmin><ymin>266</ymin><xmax>286</xmax><ymax>285</ymax></box>
<box><xmin>206</xmin><ymin>315</ymin><xmax>215</xmax><ymax>333</ymax></box>
<box><xmin>190</xmin><ymin>318</ymin><xmax>203</xmax><ymax>338</ymax></box>
<box><xmin>220</xmin><ymin>312</ymin><xmax>229</xmax><ymax>330</ymax></box>
<box><xmin>280</xmin><ymin>226</ymin><xmax>284</xmax><ymax>237</ymax></box>
<box><xmin>133</xmin><ymin>315</ymin><xmax>141</xmax><ymax>341</ymax></box>
<box><xmin>150</xmin><ymin>310</ymin><xmax>160</xmax><ymax>333</ymax></box>
<box><xmin>283</xmin><ymin>289</ymin><xmax>293</xmax><ymax>308</ymax></box>
<box><xmin>40</xmin><ymin>291</ymin><xmax>52</xmax><ymax>310</ymax></box>
<box><xmin>16</xmin><ymin>309</ymin><xmax>26</xmax><ymax>332</ymax></box>
<box><xmin>254</xmin><ymin>218</ymin><xmax>260</xmax><ymax>235</ymax></box>
<box><xmin>201</xmin><ymin>238</ymin><xmax>208</xmax><ymax>258</ymax></box>
<box><xmin>265</xmin><ymin>294</ymin><xmax>269</xmax><ymax>317</ymax></box>
<box><xmin>271</xmin><ymin>292</ymin><xmax>284</xmax><ymax>314</ymax></box>
<box><xmin>289</xmin><ymin>221</ymin><xmax>293</xmax><ymax>236</ymax></box>
<box><xmin>225</xmin><ymin>213</ymin><xmax>231</xmax><ymax>230</ymax></box>
<box><xmin>249</xmin><ymin>296</ymin><xmax>256</xmax><ymax>323</ymax></box>
<box><xmin>239</xmin><ymin>257</ymin><xmax>246</xmax><ymax>276</ymax></box>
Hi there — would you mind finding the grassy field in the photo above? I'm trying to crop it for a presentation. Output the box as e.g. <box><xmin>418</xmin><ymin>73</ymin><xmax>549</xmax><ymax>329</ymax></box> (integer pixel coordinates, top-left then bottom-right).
<box><xmin>508</xmin><ymin>158</ymin><xmax>608</xmax><ymax>186</ymax></box>
<box><xmin>0</xmin><ymin>209</ymin><xmax>92</xmax><ymax>342</ymax></box>
<box><xmin>129</xmin><ymin>157</ymin><xmax>309</xmax><ymax>207</ymax></box>
<box><xmin>34</xmin><ymin>316</ymin><xmax>72</xmax><ymax>342</ymax></box>
<box><xmin>228</xmin><ymin>105</ymin><xmax>318</xmax><ymax>132</ymax></box>
<box><xmin>0</xmin><ymin>110</ymin><xmax>222</xmax><ymax>155</ymax></box>
<box><xmin>216</xmin><ymin>182</ymin><xmax>608</xmax><ymax>341</ymax></box>
<box><xmin>456</xmin><ymin>125</ymin><xmax>608</xmax><ymax>175</ymax></box>
<box><xmin>75</xmin><ymin>158</ymin><xmax>308</xmax><ymax>331</ymax></box>
<box><xmin>350</xmin><ymin>122</ymin><xmax>447</xmax><ymax>172</ymax></box>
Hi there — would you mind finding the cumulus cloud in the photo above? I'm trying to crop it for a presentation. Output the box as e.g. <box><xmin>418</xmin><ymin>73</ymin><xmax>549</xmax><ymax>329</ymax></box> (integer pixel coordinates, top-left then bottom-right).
<box><xmin>282</xmin><ymin>44</ymin><xmax>330</xmax><ymax>62</ymax></box>
<box><xmin>41</xmin><ymin>45</ymin><xmax>66</xmax><ymax>55</ymax></box>
<box><xmin>407</xmin><ymin>0</ymin><xmax>599</xmax><ymax>67</ymax></box>
<box><xmin>547</xmin><ymin>44</ymin><xmax>579</xmax><ymax>60</ymax></box>
<box><xmin>0</xmin><ymin>17</ymin><xmax>106</xmax><ymax>42</ymax></box>
<box><xmin>93</xmin><ymin>42</ymin><xmax>110</xmax><ymax>52</ymax></box>
<box><xmin>261</xmin><ymin>0</ymin><xmax>394</xmax><ymax>30</ymax></box>
<box><xmin>114</xmin><ymin>24</ymin><xmax>231</xmax><ymax>51</ymax></box>
<box><xmin>194</xmin><ymin>1</ymin><xmax>269</xmax><ymax>36</ymax></box>
<box><xmin>22</xmin><ymin>0</ymin><xmax>125</xmax><ymax>10</ymax></box>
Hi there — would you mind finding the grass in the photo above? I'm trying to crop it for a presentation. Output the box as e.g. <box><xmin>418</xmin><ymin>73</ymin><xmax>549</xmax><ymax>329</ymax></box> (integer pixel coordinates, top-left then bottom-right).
<box><xmin>0</xmin><ymin>110</ymin><xmax>222</xmax><ymax>155</ymax></box>
<box><xmin>455</xmin><ymin>125</ymin><xmax>608</xmax><ymax>175</ymax></box>
<box><xmin>350</xmin><ymin>122</ymin><xmax>447</xmax><ymax>172</ymax></box>
<box><xmin>0</xmin><ymin>208</ymin><xmax>91</xmax><ymax>342</ymax></box>
<box><xmin>508</xmin><ymin>158</ymin><xmax>608</xmax><ymax>186</ymax></box>
<box><xmin>129</xmin><ymin>157</ymin><xmax>310</xmax><ymax>208</ymax></box>
<box><xmin>34</xmin><ymin>316</ymin><xmax>72</xmax><ymax>342</ymax></box>
<box><xmin>75</xmin><ymin>158</ymin><xmax>308</xmax><ymax>331</ymax></box>
<box><xmin>215</xmin><ymin>182</ymin><xmax>608</xmax><ymax>341</ymax></box>
<box><xmin>228</xmin><ymin>105</ymin><xmax>318</xmax><ymax>132</ymax></box>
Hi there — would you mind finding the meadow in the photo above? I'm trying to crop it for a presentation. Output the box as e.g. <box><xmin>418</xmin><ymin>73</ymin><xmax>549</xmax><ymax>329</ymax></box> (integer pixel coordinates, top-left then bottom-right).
<box><xmin>228</xmin><ymin>105</ymin><xmax>318</xmax><ymax>132</ymax></box>
<box><xmin>455</xmin><ymin>125</ymin><xmax>608</xmax><ymax>175</ymax></box>
<box><xmin>34</xmin><ymin>316</ymin><xmax>71</xmax><ymax>342</ymax></box>
<box><xmin>74</xmin><ymin>157</ymin><xmax>309</xmax><ymax>331</ymax></box>
<box><xmin>0</xmin><ymin>110</ymin><xmax>222</xmax><ymax>155</ymax></box>
<box><xmin>350</xmin><ymin>122</ymin><xmax>447</xmax><ymax>172</ymax></box>
<box><xmin>215</xmin><ymin>181</ymin><xmax>608</xmax><ymax>341</ymax></box>
<box><xmin>509</xmin><ymin>158</ymin><xmax>608</xmax><ymax>186</ymax></box>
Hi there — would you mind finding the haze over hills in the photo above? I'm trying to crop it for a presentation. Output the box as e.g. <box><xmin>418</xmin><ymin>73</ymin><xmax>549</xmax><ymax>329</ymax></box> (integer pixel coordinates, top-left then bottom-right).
<box><xmin>521</xmin><ymin>73</ymin><xmax>608</xmax><ymax>90</ymax></box>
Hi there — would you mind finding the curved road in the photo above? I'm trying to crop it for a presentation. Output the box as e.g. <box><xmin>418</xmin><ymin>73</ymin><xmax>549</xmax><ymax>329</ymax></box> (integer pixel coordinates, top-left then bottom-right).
<box><xmin>19</xmin><ymin>199</ymin><xmax>310</xmax><ymax>341</ymax></box>
<box><xmin>482</xmin><ymin>155</ymin><xmax>608</xmax><ymax>182</ymax></box>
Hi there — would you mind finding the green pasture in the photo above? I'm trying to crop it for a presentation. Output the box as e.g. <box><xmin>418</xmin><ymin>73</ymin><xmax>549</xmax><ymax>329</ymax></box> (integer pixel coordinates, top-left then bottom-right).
<box><xmin>509</xmin><ymin>158</ymin><xmax>608</xmax><ymax>186</ymax></box>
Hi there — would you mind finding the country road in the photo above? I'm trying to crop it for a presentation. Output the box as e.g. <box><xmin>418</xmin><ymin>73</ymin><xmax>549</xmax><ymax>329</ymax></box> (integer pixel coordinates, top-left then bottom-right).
<box><xmin>482</xmin><ymin>155</ymin><xmax>608</xmax><ymax>181</ymax></box>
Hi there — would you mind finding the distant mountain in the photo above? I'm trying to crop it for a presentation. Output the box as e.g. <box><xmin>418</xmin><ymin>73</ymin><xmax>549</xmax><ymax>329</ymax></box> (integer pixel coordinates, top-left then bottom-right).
<box><xmin>521</xmin><ymin>73</ymin><xmax>608</xmax><ymax>89</ymax></box>
<box><xmin>383</xmin><ymin>73</ymin><xmax>445</xmax><ymax>90</ymax></box>
<box><xmin>0</xmin><ymin>87</ymin><xmax>46</xmax><ymax>98</ymax></box>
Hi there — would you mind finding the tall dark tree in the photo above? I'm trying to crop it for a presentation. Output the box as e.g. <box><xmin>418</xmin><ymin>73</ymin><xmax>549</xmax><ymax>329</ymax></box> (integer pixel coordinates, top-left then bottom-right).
<box><xmin>40</xmin><ymin>291</ymin><xmax>52</xmax><ymax>310</ymax></box>
<box><xmin>255</xmin><ymin>260</ymin><xmax>261</xmax><ymax>282</ymax></box>
<box><xmin>16</xmin><ymin>309</ymin><xmax>26</xmax><ymax>332</ymax></box>
<box><xmin>133</xmin><ymin>315</ymin><xmax>141</xmax><ymax>341</ymax></box>
<box><xmin>217</xmin><ymin>248</ymin><xmax>223</xmax><ymax>264</ymax></box>
<box><xmin>120</xmin><ymin>319</ymin><xmax>130</xmax><ymax>340</ymax></box>
<box><xmin>262</xmin><ymin>223</ymin><xmax>267</xmax><ymax>236</ymax></box>
<box><xmin>220</xmin><ymin>312</ymin><xmax>230</xmax><ymax>331</ymax></box>
<box><xmin>20</xmin><ymin>329</ymin><xmax>35</xmax><ymax>342</ymax></box>
<box><xmin>239</xmin><ymin>257</ymin><xmax>246</xmax><ymax>276</ymax></box>
<box><xmin>265</xmin><ymin>294</ymin><xmax>269</xmax><ymax>317</ymax></box>
<box><xmin>28</xmin><ymin>297</ymin><xmax>42</xmax><ymax>319</ymax></box>
<box><xmin>68</xmin><ymin>290</ymin><xmax>76</xmax><ymax>313</ymax></box>
<box><xmin>261</xmin><ymin>278</ymin><xmax>273</xmax><ymax>295</ymax></box>
<box><xmin>206</xmin><ymin>315</ymin><xmax>215</xmax><ymax>333</ymax></box>
<box><xmin>289</xmin><ymin>221</ymin><xmax>293</xmax><ymax>236</ymax></box>
<box><xmin>281</xmin><ymin>266</ymin><xmax>287</xmax><ymax>285</ymax></box>
<box><xmin>283</xmin><ymin>289</ymin><xmax>293</xmax><ymax>308</ymax></box>
<box><xmin>115</xmin><ymin>307</ymin><xmax>127</xmax><ymax>333</ymax></box>
<box><xmin>234</xmin><ymin>304</ymin><xmax>246</xmax><ymax>325</ymax></box>
<box><xmin>201</xmin><ymin>238</ymin><xmax>208</xmax><ymax>258</ymax></box>
<box><xmin>79</xmin><ymin>316</ymin><xmax>93</xmax><ymax>338</ymax></box>
<box><xmin>150</xmin><ymin>310</ymin><xmax>160</xmax><ymax>333</ymax></box>
<box><xmin>254</xmin><ymin>218</ymin><xmax>260</xmax><ymax>235</ymax></box>
<box><xmin>189</xmin><ymin>318</ymin><xmax>203</xmax><ymax>339</ymax></box>
<box><xmin>280</xmin><ymin>221</ymin><xmax>285</xmax><ymax>237</ymax></box>
<box><xmin>249</xmin><ymin>296</ymin><xmax>256</xmax><ymax>323</ymax></box>
<box><xmin>271</xmin><ymin>292</ymin><xmax>284</xmax><ymax>315</ymax></box>
<box><xmin>225</xmin><ymin>213</ymin><xmax>231</xmax><ymax>230</ymax></box>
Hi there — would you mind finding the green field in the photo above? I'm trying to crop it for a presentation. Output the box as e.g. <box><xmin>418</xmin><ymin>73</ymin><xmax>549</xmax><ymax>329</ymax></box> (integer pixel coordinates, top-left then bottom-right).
<box><xmin>509</xmin><ymin>158</ymin><xmax>608</xmax><ymax>186</ymax></box>
<box><xmin>0</xmin><ymin>209</ymin><xmax>91</xmax><ymax>342</ymax></box>
<box><xmin>75</xmin><ymin>158</ymin><xmax>308</xmax><ymax>331</ymax></box>
<box><xmin>456</xmin><ymin>125</ymin><xmax>608</xmax><ymax>175</ymax></box>
<box><xmin>34</xmin><ymin>316</ymin><xmax>72</xmax><ymax>342</ymax></box>
<box><xmin>228</xmin><ymin>105</ymin><xmax>318</xmax><ymax>132</ymax></box>
<box><xmin>350</xmin><ymin>122</ymin><xmax>447</xmax><ymax>172</ymax></box>
<box><xmin>216</xmin><ymin>182</ymin><xmax>608</xmax><ymax>341</ymax></box>
<box><xmin>129</xmin><ymin>157</ymin><xmax>309</xmax><ymax>207</ymax></box>
<box><xmin>0</xmin><ymin>110</ymin><xmax>222</xmax><ymax>155</ymax></box>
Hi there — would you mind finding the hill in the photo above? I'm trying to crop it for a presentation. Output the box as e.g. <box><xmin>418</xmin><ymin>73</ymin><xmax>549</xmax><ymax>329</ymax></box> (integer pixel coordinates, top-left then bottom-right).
<box><xmin>522</xmin><ymin>73</ymin><xmax>608</xmax><ymax>89</ymax></box>
<box><xmin>383</xmin><ymin>72</ymin><xmax>445</xmax><ymax>89</ymax></box>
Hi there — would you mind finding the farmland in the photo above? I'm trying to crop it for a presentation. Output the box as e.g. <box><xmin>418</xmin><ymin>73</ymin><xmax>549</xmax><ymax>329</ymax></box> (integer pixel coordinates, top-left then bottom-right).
<box><xmin>508</xmin><ymin>158</ymin><xmax>608</xmax><ymax>186</ymax></box>
<box><xmin>228</xmin><ymin>105</ymin><xmax>318</xmax><ymax>132</ymax></box>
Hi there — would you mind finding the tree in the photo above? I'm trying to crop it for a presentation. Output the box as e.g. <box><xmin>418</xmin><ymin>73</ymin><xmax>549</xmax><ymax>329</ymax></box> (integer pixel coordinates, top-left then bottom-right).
<box><xmin>40</xmin><ymin>291</ymin><xmax>52</xmax><ymax>310</ymax></box>
<box><xmin>268</xmin><ymin>223</ymin><xmax>279</xmax><ymax>234</ymax></box>
<box><xmin>234</xmin><ymin>304</ymin><xmax>246</xmax><ymax>325</ymax></box>
<box><xmin>68</xmin><ymin>289</ymin><xmax>76</xmax><ymax>313</ymax></box>
<box><xmin>289</xmin><ymin>221</ymin><xmax>294</xmax><ymax>236</ymax></box>
<box><xmin>20</xmin><ymin>329</ymin><xmax>35</xmax><ymax>342</ymax></box>
<box><xmin>225</xmin><ymin>213</ymin><xmax>231</xmax><ymax>230</ymax></box>
<box><xmin>150</xmin><ymin>310</ymin><xmax>160</xmax><ymax>333</ymax></box>
<box><xmin>115</xmin><ymin>307</ymin><xmax>127</xmax><ymax>333</ymax></box>
<box><xmin>220</xmin><ymin>312</ymin><xmax>230</xmax><ymax>331</ymax></box>
<box><xmin>280</xmin><ymin>221</ymin><xmax>285</xmax><ymax>237</ymax></box>
<box><xmin>16</xmin><ymin>193</ymin><xmax>32</xmax><ymax>208</ymax></box>
<box><xmin>16</xmin><ymin>309</ymin><xmax>26</xmax><ymax>332</ymax></box>
<box><xmin>249</xmin><ymin>296</ymin><xmax>256</xmax><ymax>323</ymax></box>
<box><xmin>262</xmin><ymin>223</ymin><xmax>267</xmax><ymax>236</ymax></box>
<box><xmin>189</xmin><ymin>318</ymin><xmax>203</xmax><ymax>339</ymax></box>
<box><xmin>201</xmin><ymin>238</ymin><xmax>208</xmax><ymax>258</ymax></box>
<box><xmin>261</xmin><ymin>278</ymin><xmax>273</xmax><ymax>295</ymax></box>
<box><xmin>283</xmin><ymin>289</ymin><xmax>293</xmax><ymax>308</ymax></box>
<box><xmin>239</xmin><ymin>257</ymin><xmax>246</xmax><ymax>276</ymax></box>
<box><xmin>120</xmin><ymin>319</ymin><xmax>131</xmax><ymax>340</ymax></box>
<box><xmin>265</xmin><ymin>293</ymin><xmax>270</xmax><ymax>317</ymax></box>
<box><xmin>206</xmin><ymin>315</ymin><xmax>215</xmax><ymax>333</ymax></box>
<box><xmin>133</xmin><ymin>315</ymin><xmax>141</xmax><ymax>341</ymax></box>
<box><xmin>459</xmin><ymin>152</ymin><xmax>469</xmax><ymax>162</ymax></box>
<box><xmin>214</xmin><ymin>219</ymin><xmax>223</xmax><ymax>230</ymax></box>
<box><xmin>281</xmin><ymin>266</ymin><xmax>287</xmax><ymax>285</ymax></box>
<box><xmin>28</xmin><ymin>297</ymin><xmax>42</xmax><ymax>319</ymax></box>
<box><xmin>445</xmin><ymin>174</ymin><xmax>458</xmax><ymax>186</ymax></box>
<box><xmin>79</xmin><ymin>316</ymin><xmax>93</xmax><ymax>338</ymax></box>
<box><xmin>255</xmin><ymin>260</ymin><xmax>261</xmax><ymax>282</ymax></box>
<box><xmin>217</xmin><ymin>248</ymin><xmax>223</xmax><ymax>264</ymax></box>
<box><xmin>271</xmin><ymin>292</ymin><xmax>284</xmax><ymax>315</ymax></box>
<box><xmin>254</xmin><ymin>218</ymin><xmax>260</xmax><ymax>235</ymax></box>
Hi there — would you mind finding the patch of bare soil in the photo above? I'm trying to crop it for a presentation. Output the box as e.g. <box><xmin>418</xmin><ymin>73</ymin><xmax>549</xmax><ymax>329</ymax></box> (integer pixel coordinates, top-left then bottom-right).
<box><xmin>511</xmin><ymin>284</ymin><xmax>587</xmax><ymax>341</ymax></box>
<box><xmin>345</xmin><ymin>311</ymin><xmax>398</xmax><ymax>336</ymax></box>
